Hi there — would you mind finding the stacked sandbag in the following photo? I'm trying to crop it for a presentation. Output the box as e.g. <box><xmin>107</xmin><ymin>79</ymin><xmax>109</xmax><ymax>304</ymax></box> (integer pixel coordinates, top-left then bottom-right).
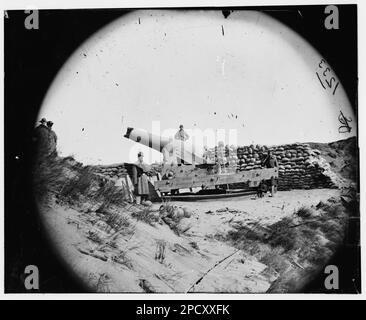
<box><xmin>205</xmin><ymin>143</ymin><xmax>266</xmax><ymax>171</ymax></box>
<box><xmin>236</xmin><ymin>144</ymin><xmax>267</xmax><ymax>171</ymax></box>
<box><xmin>203</xmin><ymin>143</ymin><xmax>239</xmax><ymax>173</ymax></box>
<box><xmin>204</xmin><ymin>142</ymin><xmax>339</xmax><ymax>190</ymax></box>
<box><xmin>92</xmin><ymin>162</ymin><xmax>163</xmax><ymax>180</ymax></box>
<box><xmin>92</xmin><ymin>163</ymin><xmax>128</xmax><ymax>178</ymax></box>
<box><xmin>214</xmin><ymin>141</ymin><xmax>227</xmax><ymax>165</ymax></box>
<box><xmin>273</xmin><ymin>144</ymin><xmax>337</xmax><ymax>190</ymax></box>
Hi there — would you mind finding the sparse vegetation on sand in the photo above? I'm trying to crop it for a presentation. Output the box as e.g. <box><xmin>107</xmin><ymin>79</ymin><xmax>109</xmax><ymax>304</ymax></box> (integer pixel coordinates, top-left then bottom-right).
<box><xmin>33</xmin><ymin>156</ymin><xmax>127</xmax><ymax>209</ymax></box>
<box><xmin>33</xmin><ymin>146</ymin><xmax>358</xmax><ymax>293</ymax></box>
<box><xmin>225</xmin><ymin>199</ymin><xmax>350</xmax><ymax>292</ymax></box>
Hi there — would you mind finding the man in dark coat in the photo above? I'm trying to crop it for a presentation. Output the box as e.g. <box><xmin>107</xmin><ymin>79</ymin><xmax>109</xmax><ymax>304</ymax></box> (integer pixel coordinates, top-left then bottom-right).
<box><xmin>34</xmin><ymin>118</ymin><xmax>47</xmax><ymax>138</ymax></box>
<box><xmin>46</xmin><ymin>120</ymin><xmax>58</xmax><ymax>156</ymax></box>
<box><xmin>262</xmin><ymin>151</ymin><xmax>278</xmax><ymax>168</ymax></box>
<box><xmin>33</xmin><ymin>118</ymin><xmax>50</xmax><ymax>162</ymax></box>
<box><xmin>132</xmin><ymin>152</ymin><xmax>150</xmax><ymax>204</ymax></box>
<box><xmin>262</xmin><ymin>151</ymin><xmax>278</xmax><ymax>197</ymax></box>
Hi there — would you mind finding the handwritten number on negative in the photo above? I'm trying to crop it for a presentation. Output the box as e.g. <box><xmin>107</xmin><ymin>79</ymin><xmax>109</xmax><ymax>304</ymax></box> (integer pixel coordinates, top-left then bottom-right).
<box><xmin>316</xmin><ymin>59</ymin><xmax>339</xmax><ymax>95</ymax></box>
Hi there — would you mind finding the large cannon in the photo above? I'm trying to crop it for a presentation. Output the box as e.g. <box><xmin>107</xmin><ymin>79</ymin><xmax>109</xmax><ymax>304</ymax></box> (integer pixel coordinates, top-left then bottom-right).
<box><xmin>124</xmin><ymin>127</ymin><xmax>278</xmax><ymax>200</ymax></box>
<box><xmin>123</xmin><ymin>127</ymin><xmax>206</xmax><ymax>165</ymax></box>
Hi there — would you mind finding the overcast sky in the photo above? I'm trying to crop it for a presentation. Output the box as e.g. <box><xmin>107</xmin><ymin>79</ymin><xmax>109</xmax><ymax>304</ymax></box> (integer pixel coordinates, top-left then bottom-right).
<box><xmin>40</xmin><ymin>10</ymin><xmax>356</xmax><ymax>165</ymax></box>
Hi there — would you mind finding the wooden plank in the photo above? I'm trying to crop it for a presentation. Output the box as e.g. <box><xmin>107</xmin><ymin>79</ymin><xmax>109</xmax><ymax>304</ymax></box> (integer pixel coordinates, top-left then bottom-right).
<box><xmin>155</xmin><ymin>168</ymin><xmax>278</xmax><ymax>192</ymax></box>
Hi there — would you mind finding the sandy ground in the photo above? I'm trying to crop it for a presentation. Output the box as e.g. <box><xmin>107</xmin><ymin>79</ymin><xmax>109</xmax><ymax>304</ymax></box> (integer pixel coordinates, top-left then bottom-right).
<box><xmin>40</xmin><ymin>188</ymin><xmax>341</xmax><ymax>293</ymax></box>
<box><xmin>172</xmin><ymin>188</ymin><xmax>341</xmax><ymax>237</ymax></box>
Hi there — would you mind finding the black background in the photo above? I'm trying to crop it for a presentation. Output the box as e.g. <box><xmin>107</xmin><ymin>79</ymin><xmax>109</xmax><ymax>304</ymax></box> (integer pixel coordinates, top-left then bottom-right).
<box><xmin>4</xmin><ymin>5</ymin><xmax>359</xmax><ymax>294</ymax></box>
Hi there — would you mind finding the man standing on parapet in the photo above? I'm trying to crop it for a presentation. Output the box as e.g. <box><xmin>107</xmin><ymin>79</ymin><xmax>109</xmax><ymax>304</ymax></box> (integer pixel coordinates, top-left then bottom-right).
<box><xmin>46</xmin><ymin>120</ymin><xmax>58</xmax><ymax>157</ymax></box>
<box><xmin>262</xmin><ymin>151</ymin><xmax>278</xmax><ymax>197</ymax></box>
<box><xmin>34</xmin><ymin>118</ymin><xmax>48</xmax><ymax>137</ymax></box>
<box><xmin>33</xmin><ymin>118</ymin><xmax>49</xmax><ymax>162</ymax></box>
<box><xmin>174</xmin><ymin>125</ymin><xmax>189</xmax><ymax>165</ymax></box>
<box><xmin>174</xmin><ymin>124</ymin><xmax>189</xmax><ymax>141</ymax></box>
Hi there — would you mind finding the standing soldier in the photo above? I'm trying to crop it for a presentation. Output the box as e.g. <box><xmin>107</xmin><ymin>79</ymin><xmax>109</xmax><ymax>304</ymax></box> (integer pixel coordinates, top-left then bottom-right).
<box><xmin>46</xmin><ymin>120</ymin><xmax>58</xmax><ymax>157</ymax></box>
<box><xmin>262</xmin><ymin>151</ymin><xmax>278</xmax><ymax>197</ymax></box>
<box><xmin>35</xmin><ymin>118</ymin><xmax>47</xmax><ymax>130</ymax></box>
<box><xmin>33</xmin><ymin>118</ymin><xmax>49</xmax><ymax>162</ymax></box>
<box><xmin>174</xmin><ymin>125</ymin><xmax>189</xmax><ymax>165</ymax></box>
<box><xmin>174</xmin><ymin>124</ymin><xmax>189</xmax><ymax>141</ymax></box>
<box><xmin>132</xmin><ymin>152</ymin><xmax>150</xmax><ymax>204</ymax></box>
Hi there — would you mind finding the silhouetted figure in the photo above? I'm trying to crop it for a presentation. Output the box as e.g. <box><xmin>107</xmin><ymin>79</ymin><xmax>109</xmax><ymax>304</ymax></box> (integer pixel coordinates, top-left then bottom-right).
<box><xmin>46</xmin><ymin>120</ymin><xmax>57</xmax><ymax>157</ymax></box>
<box><xmin>33</xmin><ymin>118</ymin><xmax>50</xmax><ymax>162</ymax></box>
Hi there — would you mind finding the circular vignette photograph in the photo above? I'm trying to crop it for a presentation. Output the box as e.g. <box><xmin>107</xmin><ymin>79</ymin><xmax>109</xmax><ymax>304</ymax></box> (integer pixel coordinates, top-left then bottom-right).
<box><xmin>15</xmin><ymin>7</ymin><xmax>359</xmax><ymax>293</ymax></box>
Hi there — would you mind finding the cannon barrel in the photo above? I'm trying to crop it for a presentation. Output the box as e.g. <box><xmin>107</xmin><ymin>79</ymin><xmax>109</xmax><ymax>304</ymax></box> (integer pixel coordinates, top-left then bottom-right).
<box><xmin>124</xmin><ymin>127</ymin><xmax>170</xmax><ymax>153</ymax></box>
<box><xmin>123</xmin><ymin>127</ymin><xmax>206</xmax><ymax>164</ymax></box>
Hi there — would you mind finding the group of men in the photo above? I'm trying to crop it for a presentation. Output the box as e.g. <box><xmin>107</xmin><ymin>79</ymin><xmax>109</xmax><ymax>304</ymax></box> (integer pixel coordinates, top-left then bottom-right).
<box><xmin>33</xmin><ymin>117</ymin><xmax>58</xmax><ymax>159</ymax></box>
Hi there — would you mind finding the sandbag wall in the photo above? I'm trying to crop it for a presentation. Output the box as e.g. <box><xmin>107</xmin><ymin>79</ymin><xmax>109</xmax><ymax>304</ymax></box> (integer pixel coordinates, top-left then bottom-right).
<box><xmin>92</xmin><ymin>163</ymin><xmax>162</xmax><ymax>179</ymax></box>
<box><xmin>92</xmin><ymin>143</ymin><xmax>338</xmax><ymax>191</ymax></box>
<box><xmin>92</xmin><ymin>164</ymin><xmax>128</xmax><ymax>178</ymax></box>
<box><xmin>204</xmin><ymin>142</ymin><xmax>338</xmax><ymax>191</ymax></box>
